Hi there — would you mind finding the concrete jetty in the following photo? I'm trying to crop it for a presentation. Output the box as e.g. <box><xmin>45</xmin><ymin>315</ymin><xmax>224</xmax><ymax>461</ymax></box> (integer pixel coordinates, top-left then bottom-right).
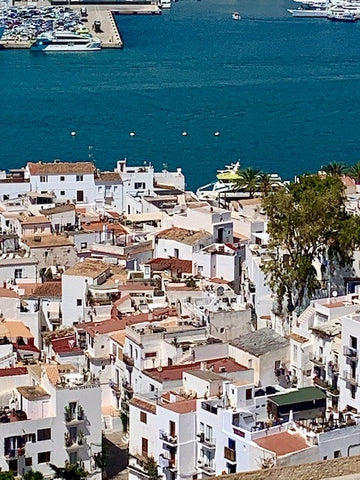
<box><xmin>72</xmin><ymin>5</ymin><xmax>124</xmax><ymax>48</ymax></box>
<box><xmin>0</xmin><ymin>1</ymin><xmax>161</xmax><ymax>49</ymax></box>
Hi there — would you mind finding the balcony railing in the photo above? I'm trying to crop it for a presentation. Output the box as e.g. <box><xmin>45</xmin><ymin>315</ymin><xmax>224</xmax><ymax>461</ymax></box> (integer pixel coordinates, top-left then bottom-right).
<box><xmin>309</xmin><ymin>353</ymin><xmax>325</xmax><ymax>366</ymax></box>
<box><xmin>342</xmin><ymin>370</ymin><xmax>359</xmax><ymax>386</ymax></box>
<box><xmin>224</xmin><ymin>446</ymin><xmax>236</xmax><ymax>463</ymax></box>
<box><xmin>313</xmin><ymin>376</ymin><xmax>328</xmax><ymax>389</ymax></box>
<box><xmin>197</xmin><ymin>462</ymin><xmax>216</xmax><ymax>475</ymax></box>
<box><xmin>198</xmin><ymin>433</ymin><xmax>216</xmax><ymax>449</ymax></box>
<box><xmin>343</xmin><ymin>346</ymin><xmax>358</xmax><ymax>359</ymax></box>
<box><xmin>123</xmin><ymin>354</ymin><xmax>135</xmax><ymax>368</ymax></box>
<box><xmin>159</xmin><ymin>431</ymin><xmax>177</xmax><ymax>445</ymax></box>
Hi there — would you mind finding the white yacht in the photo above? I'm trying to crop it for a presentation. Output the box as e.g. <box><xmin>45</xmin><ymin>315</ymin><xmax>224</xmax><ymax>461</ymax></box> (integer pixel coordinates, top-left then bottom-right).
<box><xmin>196</xmin><ymin>162</ymin><xmax>241</xmax><ymax>202</ymax></box>
<box><xmin>232</xmin><ymin>12</ymin><xmax>241</xmax><ymax>20</ymax></box>
<box><xmin>288</xmin><ymin>7</ymin><xmax>328</xmax><ymax>16</ymax></box>
<box><xmin>30</xmin><ymin>30</ymin><xmax>102</xmax><ymax>52</ymax></box>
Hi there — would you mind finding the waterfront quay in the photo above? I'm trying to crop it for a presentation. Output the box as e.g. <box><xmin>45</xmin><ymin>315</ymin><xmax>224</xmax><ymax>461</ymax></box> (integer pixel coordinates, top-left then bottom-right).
<box><xmin>0</xmin><ymin>0</ymin><xmax>161</xmax><ymax>49</ymax></box>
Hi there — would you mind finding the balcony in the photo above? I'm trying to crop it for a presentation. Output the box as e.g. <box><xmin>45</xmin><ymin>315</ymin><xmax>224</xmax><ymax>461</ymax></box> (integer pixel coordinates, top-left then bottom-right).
<box><xmin>109</xmin><ymin>381</ymin><xmax>121</xmax><ymax>393</ymax></box>
<box><xmin>309</xmin><ymin>353</ymin><xmax>325</xmax><ymax>366</ymax></box>
<box><xmin>197</xmin><ymin>462</ymin><xmax>216</xmax><ymax>475</ymax></box>
<box><xmin>198</xmin><ymin>433</ymin><xmax>216</xmax><ymax>449</ymax></box>
<box><xmin>129</xmin><ymin>454</ymin><xmax>151</xmax><ymax>480</ymax></box>
<box><xmin>343</xmin><ymin>346</ymin><xmax>358</xmax><ymax>359</ymax></box>
<box><xmin>342</xmin><ymin>370</ymin><xmax>359</xmax><ymax>386</ymax></box>
<box><xmin>224</xmin><ymin>447</ymin><xmax>236</xmax><ymax>463</ymax></box>
<box><xmin>313</xmin><ymin>376</ymin><xmax>328</xmax><ymax>389</ymax></box>
<box><xmin>65</xmin><ymin>436</ymin><xmax>86</xmax><ymax>452</ymax></box>
<box><xmin>122</xmin><ymin>381</ymin><xmax>134</xmax><ymax>398</ymax></box>
<box><xmin>64</xmin><ymin>407</ymin><xmax>85</xmax><ymax>424</ymax></box>
<box><xmin>159</xmin><ymin>431</ymin><xmax>177</xmax><ymax>445</ymax></box>
<box><xmin>123</xmin><ymin>354</ymin><xmax>135</xmax><ymax>369</ymax></box>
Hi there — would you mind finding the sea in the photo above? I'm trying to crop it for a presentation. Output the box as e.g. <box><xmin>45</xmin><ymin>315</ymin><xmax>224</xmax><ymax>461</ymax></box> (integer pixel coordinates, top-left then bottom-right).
<box><xmin>1</xmin><ymin>0</ymin><xmax>360</xmax><ymax>190</ymax></box>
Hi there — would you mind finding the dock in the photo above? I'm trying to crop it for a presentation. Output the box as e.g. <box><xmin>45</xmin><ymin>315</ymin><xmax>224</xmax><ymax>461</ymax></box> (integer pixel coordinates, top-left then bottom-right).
<box><xmin>0</xmin><ymin>1</ymin><xmax>162</xmax><ymax>50</ymax></box>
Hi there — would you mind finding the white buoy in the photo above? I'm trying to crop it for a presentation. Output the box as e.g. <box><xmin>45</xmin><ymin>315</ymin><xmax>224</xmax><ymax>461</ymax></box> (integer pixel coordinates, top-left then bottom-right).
<box><xmin>182</xmin><ymin>131</ymin><xmax>188</xmax><ymax>136</ymax></box>
<box><xmin>214</xmin><ymin>131</ymin><xmax>220</xmax><ymax>137</ymax></box>
<box><xmin>129</xmin><ymin>132</ymin><xmax>135</xmax><ymax>137</ymax></box>
<box><xmin>70</xmin><ymin>131</ymin><xmax>77</xmax><ymax>137</ymax></box>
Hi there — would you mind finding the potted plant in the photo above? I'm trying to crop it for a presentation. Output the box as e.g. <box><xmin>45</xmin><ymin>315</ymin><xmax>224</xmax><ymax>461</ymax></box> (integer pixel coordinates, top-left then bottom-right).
<box><xmin>78</xmin><ymin>431</ymin><xmax>85</xmax><ymax>445</ymax></box>
<box><xmin>64</xmin><ymin>432</ymin><xmax>72</xmax><ymax>447</ymax></box>
<box><xmin>77</xmin><ymin>405</ymin><xmax>84</xmax><ymax>420</ymax></box>
<box><xmin>64</xmin><ymin>406</ymin><xmax>72</xmax><ymax>422</ymax></box>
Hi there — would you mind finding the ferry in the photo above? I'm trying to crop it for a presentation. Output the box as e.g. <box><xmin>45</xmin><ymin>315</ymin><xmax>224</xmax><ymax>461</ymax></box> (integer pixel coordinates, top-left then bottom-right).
<box><xmin>30</xmin><ymin>30</ymin><xmax>102</xmax><ymax>52</ymax></box>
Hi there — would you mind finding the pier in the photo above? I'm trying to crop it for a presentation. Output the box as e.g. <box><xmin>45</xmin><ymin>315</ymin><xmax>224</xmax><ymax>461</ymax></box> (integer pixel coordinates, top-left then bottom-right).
<box><xmin>0</xmin><ymin>1</ymin><xmax>161</xmax><ymax>49</ymax></box>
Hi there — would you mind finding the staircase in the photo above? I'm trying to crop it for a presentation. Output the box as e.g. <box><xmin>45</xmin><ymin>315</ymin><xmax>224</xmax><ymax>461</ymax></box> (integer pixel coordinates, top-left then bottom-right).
<box><xmin>297</xmin><ymin>305</ymin><xmax>315</xmax><ymax>327</ymax></box>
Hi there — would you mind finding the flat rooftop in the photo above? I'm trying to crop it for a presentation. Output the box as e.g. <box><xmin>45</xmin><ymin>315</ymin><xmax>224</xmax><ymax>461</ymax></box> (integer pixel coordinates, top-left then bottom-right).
<box><xmin>269</xmin><ymin>386</ymin><xmax>326</xmax><ymax>407</ymax></box>
<box><xmin>254</xmin><ymin>431</ymin><xmax>309</xmax><ymax>456</ymax></box>
<box><xmin>17</xmin><ymin>385</ymin><xmax>50</xmax><ymax>400</ymax></box>
<box><xmin>156</xmin><ymin>227</ymin><xmax>211</xmax><ymax>246</ymax></box>
<box><xmin>230</xmin><ymin>328</ymin><xmax>289</xmax><ymax>357</ymax></box>
<box><xmin>64</xmin><ymin>259</ymin><xmax>110</xmax><ymax>278</ymax></box>
<box><xmin>144</xmin><ymin>358</ymin><xmax>247</xmax><ymax>383</ymax></box>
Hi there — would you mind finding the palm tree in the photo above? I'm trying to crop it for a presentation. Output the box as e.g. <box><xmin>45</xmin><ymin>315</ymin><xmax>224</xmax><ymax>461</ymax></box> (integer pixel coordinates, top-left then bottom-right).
<box><xmin>322</xmin><ymin>162</ymin><xmax>346</xmax><ymax>176</ymax></box>
<box><xmin>258</xmin><ymin>172</ymin><xmax>275</xmax><ymax>197</ymax></box>
<box><xmin>348</xmin><ymin>161</ymin><xmax>360</xmax><ymax>184</ymax></box>
<box><xmin>235</xmin><ymin>167</ymin><xmax>262</xmax><ymax>198</ymax></box>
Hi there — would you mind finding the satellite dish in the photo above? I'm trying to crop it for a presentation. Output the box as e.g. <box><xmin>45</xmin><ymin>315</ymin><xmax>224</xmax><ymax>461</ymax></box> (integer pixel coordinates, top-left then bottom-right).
<box><xmin>332</xmin><ymin>291</ymin><xmax>338</xmax><ymax>297</ymax></box>
<box><xmin>216</xmin><ymin>286</ymin><xmax>225</xmax><ymax>296</ymax></box>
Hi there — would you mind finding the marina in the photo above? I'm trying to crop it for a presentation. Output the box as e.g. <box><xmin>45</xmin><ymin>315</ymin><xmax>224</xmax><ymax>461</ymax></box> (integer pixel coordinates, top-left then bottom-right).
<box><xmin>0</xmin><ymin>0</ymin><xmax>163</xmax><ymax>49</ymax></box>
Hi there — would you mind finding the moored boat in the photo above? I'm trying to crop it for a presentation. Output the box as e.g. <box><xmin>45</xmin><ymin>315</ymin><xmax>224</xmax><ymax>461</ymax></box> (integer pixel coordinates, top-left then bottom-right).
<box><xmin>232</xmin><ymin>11</ymin><xmax>241</xmax><ymax>19</ymax></box>
<box><xmin>30</xmin><ymin>30</ymin><xmax>102</xmax><ymax>52</ymax></box>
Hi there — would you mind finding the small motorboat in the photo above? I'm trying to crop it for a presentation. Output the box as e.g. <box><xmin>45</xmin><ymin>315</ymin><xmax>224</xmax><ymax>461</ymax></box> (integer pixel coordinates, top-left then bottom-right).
<box><xmin>232</xmin><ymin>11</ymin><xmax>241</xmax><ymax>20</ymax></box>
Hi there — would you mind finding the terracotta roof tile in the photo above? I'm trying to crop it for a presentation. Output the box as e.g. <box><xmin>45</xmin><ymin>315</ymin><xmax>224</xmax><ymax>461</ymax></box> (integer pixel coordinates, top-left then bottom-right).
<box><xmin>254</xmin><ymin>431</ymin><xmax>309</xmax><ymax>456</ymax></box>
<box><xmin>156</xmin><ymin>227</ymin><xmax>211</xmax><ymax>246</ymax></box>
<box><xmin>32</xmin><ymin>282</ymin><xmax>62</xmax><ymax>298</ymax></box>
<box><xmin>0</xmin><ymin>288</ymin><xmax>19</xmax><ymax>298</ymax></box>
<box><xmin>148</xmin><ymin>258</ymin><xmax>192</xmax><ymax>274</ymax></box>
<box><xmin>129</xmin><ymin>396</ymin><xmax>156</xmax><ymax>414</ymax></box>
<box><xmin>0</xmin><ymin>367</ymin><xmax>27</xmax><ymax>377</ymax></box>
<box><xmin>28</xmin><ymin>161</ymin><xmax>95</xmax><ymax>175</ymax></box>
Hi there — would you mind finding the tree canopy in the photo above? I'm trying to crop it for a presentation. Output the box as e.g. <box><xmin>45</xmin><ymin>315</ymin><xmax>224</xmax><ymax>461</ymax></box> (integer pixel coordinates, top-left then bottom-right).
<box><xmin>50</xmin><ymin>463</ymin><xmax>88</xmax><ymax>480</ymax></box>
<box><xmin>261</xmin><ymin>174</ymin><xmax>360</xmax><ymax>312</ymax></box>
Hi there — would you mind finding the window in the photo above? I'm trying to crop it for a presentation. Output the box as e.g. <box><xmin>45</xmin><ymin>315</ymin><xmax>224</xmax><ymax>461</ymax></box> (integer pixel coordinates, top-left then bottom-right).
<box><xmin>25</xmin><ymin>458</ymin><xmax>32</xmax><ymax>467</ymax></box>
<box><xmin>40</xmin><ymin>176</ymin><xmax>48</xmax><ymax>182</ymax></box>
<box><xmin>140</xmin><ymin>411</ymin><xmax>147</xmax><ymax>424</ymax></box>
<box><xmin>293</xmin><ymin>344</ymin><xmax>298</xmax><ymax>362</ymax></box>
<box><xmin>150</xmin><ymin>384</ymin><xmax>155</xmax><ymax>392</ymax></box>
<box><xmin>60</xmin><ymin>176</ymin><xmax>65</xmax><ymax>181</ymax></box>
<box><xmin>350</xmin><ymin>335</ymin><xmax>358</xmax><ymax>350</ymax></box>
<box><xmin>77</xmin><ymin>299</ymin><xmax>82</xmax><ymax>307</ymax></box>
<box><xmin>141</xmin><ymin>438</ymin><xmax>148</xmax><ymax>456</ymax></box>
<box><xmin>98</xmin><ymin>186</ymin><xmax>103</xmax><ymax>192</ymax></box>
<box><xmin>245</xmin><ymin>388</ymin><xmax>252</xmax><ymax>400</ymax></box>
<box><xmin>334</xmin><ymin>450</ymin><xmax>341</xmax><ymax>458</ymax></box>
<box><xmin>135</xmin><ymin>182</ymin><xmax>145</xmax><ymax>190</ymax></box>
<box><xmin>37</xmin><ymin>428</ymin><xmax>51</xmax><ymax>441</ymax></box>
<box><xmin>14</xmin><ymin>269</ymin><xmax>23</xmax><ymax>279</ymax></box>
<box><xmin>81</xmin><ymin>242</ymin><xmax>87</xmax><ymax>249</ymax></box>
<box><xmin>60</xmin><ymin>191</ymin><xmax>65</xmax><ymax>196</ymax></box>
<box><xmin>114</xmin><ymin>186</ymin><xmax>118</xmax><ymax>192</ymax></box>
<box><xmin>169</xmin><ymin>420</ymin><xmax>176</xmax><ymax>437</ymax></box>
<box><xmin>76</xmin><ymin>175</ymin><xmax>83</xmax><ymax>182</ymax></box>
<box><xmin>38</xmin><ymin>451</ymin><xmax>50</xmax><ymax>463</ymax></box>
<box><xmin>174</xmin><ymin>248</ymin><xmax>179</xmax><ymax>259</ymax></box>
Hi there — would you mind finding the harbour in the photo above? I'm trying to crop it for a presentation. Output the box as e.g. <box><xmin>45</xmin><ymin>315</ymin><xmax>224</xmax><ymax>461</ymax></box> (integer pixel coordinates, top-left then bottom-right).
<box><xmin>2</xmin><ymin>0</ymin><xmax>360</xmax><ymax>190</ymax></box>
<box><xmin>0</xmin><ymin>1</ymin><xmax>162</xmax><ymax>49</ymax></box>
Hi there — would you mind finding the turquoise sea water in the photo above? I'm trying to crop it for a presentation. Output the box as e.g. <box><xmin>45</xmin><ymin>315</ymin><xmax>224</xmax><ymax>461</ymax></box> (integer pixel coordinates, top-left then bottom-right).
<box><xmin>1</xmin><ymin>0</ymin><xmax>360</xmax><ymax>189</ymax></box>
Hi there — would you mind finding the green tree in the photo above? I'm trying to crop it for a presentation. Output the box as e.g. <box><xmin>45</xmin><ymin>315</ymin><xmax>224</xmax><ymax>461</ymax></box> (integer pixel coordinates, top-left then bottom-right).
<box><xmin>50</xmin><ymin>463</ymin><xmax>88</xmax><ymax>480</ymax></box>
<box><xmin>262</xmin><ymin>174</ymin><xmax>360</xmax><ymax>312</ymax></box>
<box><xmin>0</xmin><ymin>472</ymin><xmax>14</xmax><ymax>480</ymax></box>
<box><xmin>235</xmin><ymin>167</ymin><xmax>262</xmax><ymax>198</ymax></box>
<box><xmin>145</xmin><ymin>457</ymin><xmax>162</xmax><ymax>480</ymax></box>
<box><xmin>348</xmin><ymin>161</ymin><xmax>360</xmax><ymax>183</ymax></box>
<box><xmin>22</xmin><ymin>471</ymin><xmax>44</xmax><ymax>480</ymax></box>
<box><xmin>322</xmin><ymin>162</ymin><xmax>346</xmax><ymax>176</ymax></box>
